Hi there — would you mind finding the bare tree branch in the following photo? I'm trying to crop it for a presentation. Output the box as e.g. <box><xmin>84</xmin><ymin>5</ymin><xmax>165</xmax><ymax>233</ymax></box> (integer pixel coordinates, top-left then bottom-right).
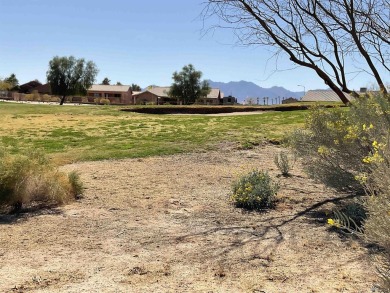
<box><xmin>203</xmin><ymin>0</ymin><xmax>390</xmax><ymax>104</ymax></box>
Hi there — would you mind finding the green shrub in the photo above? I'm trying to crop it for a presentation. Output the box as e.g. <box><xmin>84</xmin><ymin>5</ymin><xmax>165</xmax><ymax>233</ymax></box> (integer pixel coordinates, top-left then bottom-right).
<box><xmin>289</xmin><ymin>95</ymin><xmax>390</xmax><ymax>191</ymax></box>
<box><xmin>363</xmin><ymin>138</ymin><xmax>390</xmax><ymax>292</ymax></box>
<box><xmin>0</xmin><ymin>148</ymin><xmax>83</xmax><ymax>212</ymax></box>
<box><xmin>274</xmin><ymin>151</ymin><xmax>295</xmax><ymax>176</ymax></box>
<box><xmin>296</xmin><ymin>93</ymin><xmax>390</xmax><ymax>291</ymax></box>
<box><xmin>231</xmin><ymin>170</ymin><xmax>279</xmax><ymax>210</ymax></box>
<box><xmin>68</xmin><ymin>171</ymin><xmax>84</xmax><ymax>198</ymax></box>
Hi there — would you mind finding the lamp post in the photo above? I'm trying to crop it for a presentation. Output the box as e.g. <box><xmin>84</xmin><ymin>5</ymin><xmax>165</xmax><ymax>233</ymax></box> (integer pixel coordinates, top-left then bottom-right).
<box><xmin>297</xmin><ymin>84</ymin><xmax>306</xmax><ymax>100</ymax></box>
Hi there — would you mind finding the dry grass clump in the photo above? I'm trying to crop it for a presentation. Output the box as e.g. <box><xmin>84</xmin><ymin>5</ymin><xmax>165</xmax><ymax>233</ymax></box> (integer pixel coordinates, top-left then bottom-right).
<box><xmin>0</xmin><ymin>147</ymin><xmax>83</xmax><ymax>212</ymax></box>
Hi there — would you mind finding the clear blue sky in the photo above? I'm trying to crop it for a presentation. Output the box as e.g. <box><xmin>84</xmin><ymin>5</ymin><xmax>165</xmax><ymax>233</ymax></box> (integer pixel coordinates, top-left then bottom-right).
<box><xmin>0</xmin><ymin>0</ymin><xmax>385</xmax><ymax>92</ymax></box>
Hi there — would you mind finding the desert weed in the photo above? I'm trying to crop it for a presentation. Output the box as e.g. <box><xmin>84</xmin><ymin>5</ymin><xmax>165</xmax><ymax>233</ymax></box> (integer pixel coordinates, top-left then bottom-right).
<box><xmin>274</xmin><ymin>151</ymin><xmax>295</xmax><ymax>176</ymax></box>
<box><xmin>231</xmin><ymin>170</ymin><xmax>279</xmax><ymax>210</ymax></box>
<box><xmin>0</xmin><ymin>147</ymin><xmax>83</xmax><ymax>212</ymax></box>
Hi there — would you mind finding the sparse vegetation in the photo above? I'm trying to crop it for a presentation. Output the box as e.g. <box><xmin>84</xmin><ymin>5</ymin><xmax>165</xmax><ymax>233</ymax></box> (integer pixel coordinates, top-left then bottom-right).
<box><xmin>274</xmin><ymin>151</ymin><xmax>294</xmax><ymax>176</ymax></box>
<box><xmin>0</xmin><ymin>147</ymin><xmax>82</xmax><ymax>212</ymax></box>
<box><xmin>231</xmin><ymin>170</ymin><xmax>279</xmax><ymax>210</ymax></box>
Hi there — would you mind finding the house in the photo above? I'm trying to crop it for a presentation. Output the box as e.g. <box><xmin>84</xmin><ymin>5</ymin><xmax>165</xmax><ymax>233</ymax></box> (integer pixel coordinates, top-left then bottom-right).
<box><xmin>133</xmin><ymin>87</ymin><xmax>227</xmax><ymax>105</ymax></box>
<box><xmin>87</xmin><ymin>85</ymin><xmax>133</xmax><ymax>104</ymax></box>
<box><xmin>301</xmin><ymin>89</ymin><xmax>357</xmax><ymax>102</ymax></box>
<box><xmin>133</xmin><ymin>87</ymin><xmax>175</xmax><ymax>105</ymax></box>
<box><xmin>19</xmin><ymin>80</ymin><xmax>42</xmax><ymax>94</ymax></box>
<box><xmin>33</xmin><ymin>83</ymin><xmax>52</xmax><ymax>95</ymax></box>
<box><xmin>197</xmin><ymin>88</ymin><xmax>223</xmax><ymax>105</ymax></box>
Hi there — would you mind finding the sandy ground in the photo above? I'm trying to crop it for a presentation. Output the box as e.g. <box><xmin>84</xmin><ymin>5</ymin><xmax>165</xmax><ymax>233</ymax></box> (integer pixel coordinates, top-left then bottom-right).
<box><xmin>0</xmin><ymin>144</ymin><xmax>378</xmax><ymax>292</ymax></box>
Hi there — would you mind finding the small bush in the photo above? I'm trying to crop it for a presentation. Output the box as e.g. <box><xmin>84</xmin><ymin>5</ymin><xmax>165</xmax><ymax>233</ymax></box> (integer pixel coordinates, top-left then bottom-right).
<box><xmin>100</xmin><ymin>98</ymin><xmax>110</xmax><ymax>105</ymax></box>
<box><xmin>231</xmin><ymin>170</ymin><xmax>279</xmax><ymax>210</ymax></box>
<box><xmin>68</xmin><ymin>171</ymin><xmax>84</xmax><ymax>198</ymax></box>
<box><xmin>239</xmin><ymin>140</ymin><xmax>259</xmax><ymax>150</ymax></box>
<box><xmin>274</xmin><ymin>151</ymin><xmax>295</xmax><ymax>176</ymax></box>
<box><xmin>0</xmin><ymin>148</ymin><xmax>83</xmax><ymax>212</ymax></box>
<box><xmin>50</xmin><ymin>96</ymin><xmax>60</xmax><ymax>103</ymax></box>
<box><xmin>41</xmin><ymin>94</ymin><xmax>51</xmax><ymax>102</ymax></box>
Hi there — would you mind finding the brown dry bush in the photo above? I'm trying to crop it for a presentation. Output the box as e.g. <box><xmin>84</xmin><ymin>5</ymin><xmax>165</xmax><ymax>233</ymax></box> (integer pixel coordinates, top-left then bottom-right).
<box><xmin>0</xmin><ymin>147</ymin><xmax>83</xmax><ymax>212</ymax></box>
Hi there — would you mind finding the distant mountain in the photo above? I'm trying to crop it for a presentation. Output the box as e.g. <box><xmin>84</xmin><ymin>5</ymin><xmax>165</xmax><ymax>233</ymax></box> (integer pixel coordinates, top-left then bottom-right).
<box><xmin>207</xmin><ymin>80</ymin><xmax>304</xmax><ymax>103</ymax></box>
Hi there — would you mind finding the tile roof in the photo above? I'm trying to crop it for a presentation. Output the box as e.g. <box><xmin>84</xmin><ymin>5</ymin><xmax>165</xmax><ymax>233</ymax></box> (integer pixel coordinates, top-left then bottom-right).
<box><xmin>301</xmin><ymin>90</ymin><xmax>355</xmax><ymax>102</ymax></box>
<box><xmin>89</xmin><ymin>85</ymin><xmax>132</xmax><ymax>92</ymax></box>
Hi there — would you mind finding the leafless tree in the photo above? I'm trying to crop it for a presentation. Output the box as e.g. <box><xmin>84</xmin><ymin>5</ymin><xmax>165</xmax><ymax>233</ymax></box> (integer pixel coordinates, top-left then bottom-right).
<box><xmin>203</xmin><ymin>0</ymin><xmax>390</xmax><ymax>104</ymax></box>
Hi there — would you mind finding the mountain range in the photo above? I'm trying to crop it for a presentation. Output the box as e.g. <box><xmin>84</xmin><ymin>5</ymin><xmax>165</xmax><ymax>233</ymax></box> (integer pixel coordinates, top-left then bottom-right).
<box><xmin>207</xmin><ymin>80</ymin><xmax>304</xmax><ymax>103</ymax></box>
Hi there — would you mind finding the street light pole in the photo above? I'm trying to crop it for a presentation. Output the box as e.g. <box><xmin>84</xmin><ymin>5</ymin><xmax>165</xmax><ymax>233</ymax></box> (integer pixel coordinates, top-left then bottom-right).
<box><xmin>297</xmin><ymin>84</ymin><xmax>306</xmax><ymax>100</ymax></box>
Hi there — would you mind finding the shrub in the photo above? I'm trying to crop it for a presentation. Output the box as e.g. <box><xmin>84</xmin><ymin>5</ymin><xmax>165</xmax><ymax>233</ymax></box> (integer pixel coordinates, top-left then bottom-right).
<box><xmin>42</xmin><ymin>94</ymin><xmax>51</xmax><ymax>102</ymax></box>
<box><xmin>100</xmin><ymin>98</ymin><xmax>110</xmax><ymax>105</ymax></box>
<box><xmin>295</xmin><ymin>93</ymin><xmax>390</xmax><ymax>291</ymax></box>
<box><xmin>289</xmin><ymin>95</ymin><xmax>390</xmax><ymax>191</ymax></box>
<box><xmin>50</xmin><ymin>96</ymin><xmax>60</xmax><ymax>103</ymax></box>
<box><xmin>68</xmin><ymin>171</ymin><xmax>84</xmax><ymax>198</ymax></box>
<box><xmin>0</xmin><ymin>147</ymin><xmax>83</xmax><ymax>212</ymax></box>
<box><xmin>24</xmin><ymin>94</ymin><xmax>33</xmax><ymax>101</ymax></box>
<box><xmin>231</xmin><ymin>170</ymin><xmax>279</xmax><ymax>210</ymax></box>
<box><xmin>363</xmin><ymin>137</ymin><xmax>390</xmax><ymax>292</ymax></box>
<box><xmin>274</xmin><ymin>151</ymin><xmax>295</xmax><ymax>176</ymax></box>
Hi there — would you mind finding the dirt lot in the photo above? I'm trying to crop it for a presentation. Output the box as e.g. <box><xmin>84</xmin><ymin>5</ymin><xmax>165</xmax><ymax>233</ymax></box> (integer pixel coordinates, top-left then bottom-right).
<box><xmin>0</xmin><ymin>144</ymin><xmax>377</xmax><ymax>292</ymax></box>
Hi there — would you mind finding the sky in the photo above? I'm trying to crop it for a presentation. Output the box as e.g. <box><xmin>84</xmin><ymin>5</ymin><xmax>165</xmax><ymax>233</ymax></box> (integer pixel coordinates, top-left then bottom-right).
<box><xmin>1</xmin><ymin>0</ymin><xmax>387</xmax><ymax>92</ymax></box>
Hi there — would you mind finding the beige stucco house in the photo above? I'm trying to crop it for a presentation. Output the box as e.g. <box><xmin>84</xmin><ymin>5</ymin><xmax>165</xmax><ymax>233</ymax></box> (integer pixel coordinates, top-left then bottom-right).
<box><xmin>87</xmin><ymin>85</ymin><xmax>133</xmax><ymax>104</ymax></box>
<box><xmin>197</xmin><ymin>88</ymin><xmax>224</xmax><ymax>105</ymax></box>
<box><xmin>133</xmin><ymin>87</ymin><xmax>176</xmax><ymax>105</ymax></box>
<box><xmin>133</xmin><ymin>86</ymin><xmax>225</xmax><ymax>105</ymax></box>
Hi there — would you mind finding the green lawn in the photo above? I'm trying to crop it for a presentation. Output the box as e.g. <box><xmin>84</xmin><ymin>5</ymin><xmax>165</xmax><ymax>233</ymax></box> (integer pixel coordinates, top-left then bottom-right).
<box><xmin>0</xmin><ymin>102</ymin><xmax>307</xmax><ymax>164</ymax></box>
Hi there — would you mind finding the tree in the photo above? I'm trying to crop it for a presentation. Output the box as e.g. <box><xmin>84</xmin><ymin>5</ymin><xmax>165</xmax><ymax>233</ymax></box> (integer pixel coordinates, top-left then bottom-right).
<box><xmin>46</xmin><ymin>56</ymin><xmax>98</xmax><ymax>105</ymax></box>
<box><xmin>168</xmin><ymin>64</ymin><xmax>211</xmax><ymax>104</ymax></box>
<box><xmin>4</xmin><ymin>74</ymin><xmax>19</xmax><ymax>90</ymax></box>
<box><xmin>204</xmin><ymin>0</ymin><xmax>390</xmax><ymax>104</ymax></box>
<box><xmin>0</xmin><ymin>79</ymin><xmax>12</xmax><ymax>91</ymax></box>
<box><xmin>116</xmin><ymin>81</ymin><xmax>123</xmax><ymax>85</ymax></box>
<box><xmin>101</xmin><ymin>77</ymin><xmax>110</xmax><ymax>85</ymax></box>
<box><xmin>131</xmin><ymin>83</ymin><xmax>142</xmax><ymax>91</ymax></box>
